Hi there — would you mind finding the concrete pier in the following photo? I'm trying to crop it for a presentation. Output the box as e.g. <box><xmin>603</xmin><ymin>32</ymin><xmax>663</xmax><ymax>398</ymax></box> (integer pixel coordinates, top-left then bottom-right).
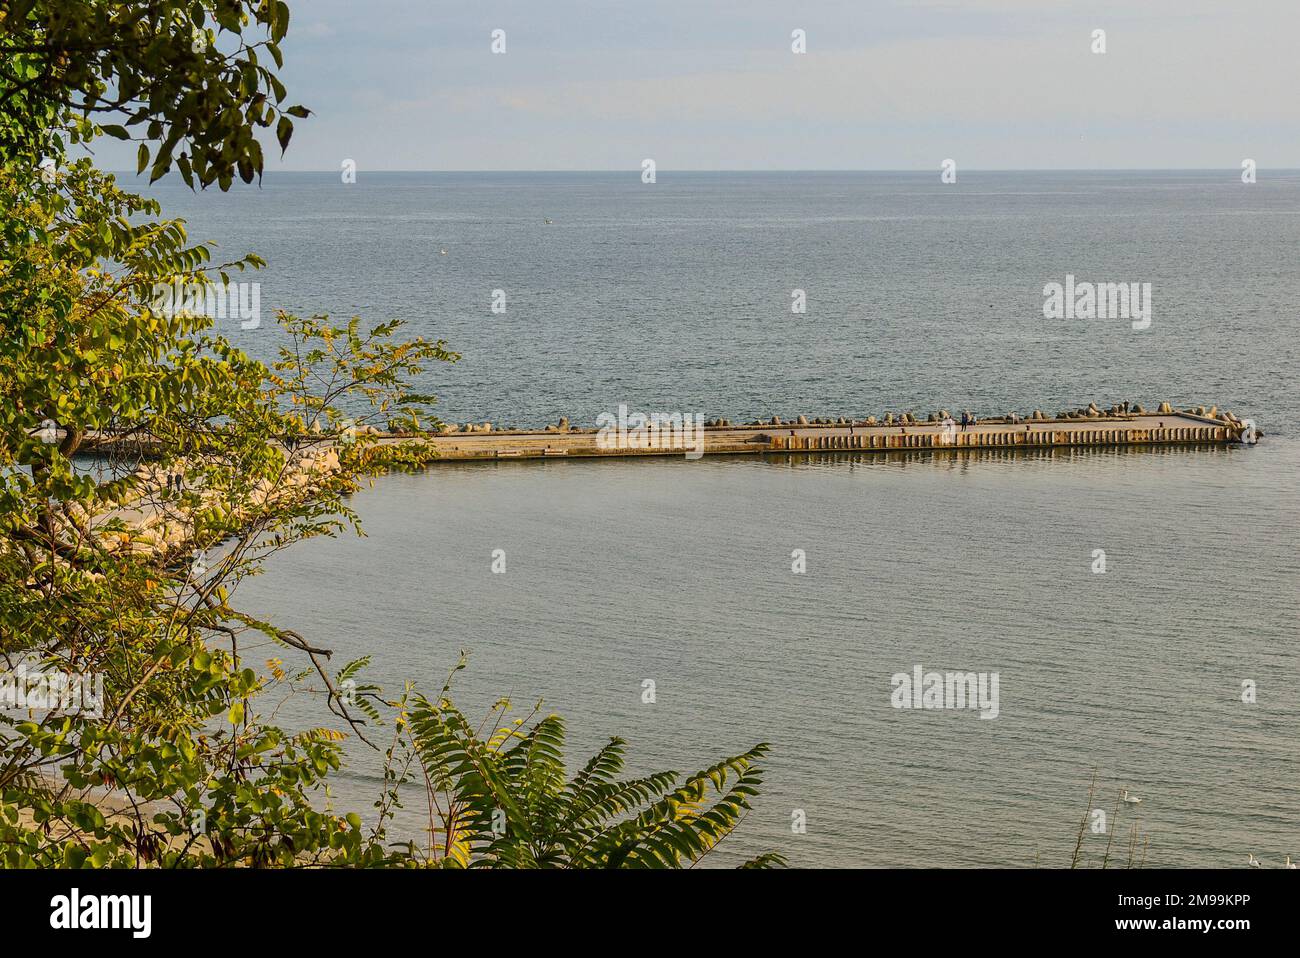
<box><xmin>416</xmin><ymin>411</ymin><xmax>1254</xmax><ymax>463</ymax></box>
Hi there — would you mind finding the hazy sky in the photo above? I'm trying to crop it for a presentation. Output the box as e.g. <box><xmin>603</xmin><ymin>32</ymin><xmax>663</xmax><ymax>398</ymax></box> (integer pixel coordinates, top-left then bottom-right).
<box><xmin>97</xmin><ymin>0</ymin><xmax>1300</xmax><ymax>171</ymax></box>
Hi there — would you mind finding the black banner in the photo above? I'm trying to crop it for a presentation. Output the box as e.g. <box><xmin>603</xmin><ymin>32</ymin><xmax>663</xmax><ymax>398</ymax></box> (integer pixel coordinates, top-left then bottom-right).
<box><xmin>0</xmin><ymin>868</ymin><xmax>1279</xmax><ymax>945</ymax></box>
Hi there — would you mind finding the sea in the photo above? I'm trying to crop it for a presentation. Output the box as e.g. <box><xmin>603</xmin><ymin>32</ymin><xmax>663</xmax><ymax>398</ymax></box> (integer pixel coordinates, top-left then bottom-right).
<box><xmin>134</xmin><ymin>170</ymin><xmax>1299</xmax><ymax>867</ymax></box>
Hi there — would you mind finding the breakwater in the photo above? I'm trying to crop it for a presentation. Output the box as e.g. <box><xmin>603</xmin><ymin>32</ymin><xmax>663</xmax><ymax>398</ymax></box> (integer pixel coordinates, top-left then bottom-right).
<box><xmin>418</xmin><ymin>403</ymin><xmax>1259</xmax><ymax>462</ymax></box>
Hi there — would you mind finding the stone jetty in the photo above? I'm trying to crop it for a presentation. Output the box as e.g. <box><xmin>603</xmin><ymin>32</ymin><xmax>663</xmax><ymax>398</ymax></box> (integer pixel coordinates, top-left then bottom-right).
<box><xmin>415</xmin><ymin>401</ymin><xmax>1260</xmax><ymax>462</ymax></box>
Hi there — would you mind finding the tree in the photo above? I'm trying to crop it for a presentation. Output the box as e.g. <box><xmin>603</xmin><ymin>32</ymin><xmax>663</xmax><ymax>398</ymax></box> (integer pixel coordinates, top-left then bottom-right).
<box><xmin>1</xmin><ymin>0</ymin><xmax>307</xmax><ymax>188</ymax></box>
<box><xmin>0</xmin><ymin>157</ymin><xmax>456</xmax><ymax>866</ymax></box>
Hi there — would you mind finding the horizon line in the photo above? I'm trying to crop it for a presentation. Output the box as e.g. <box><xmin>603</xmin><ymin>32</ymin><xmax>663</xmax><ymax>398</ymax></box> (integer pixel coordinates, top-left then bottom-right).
<box><xmin>112</xmin><ymin>166</ymin><xmax>1300</xmax><ymax>175</ymax></box>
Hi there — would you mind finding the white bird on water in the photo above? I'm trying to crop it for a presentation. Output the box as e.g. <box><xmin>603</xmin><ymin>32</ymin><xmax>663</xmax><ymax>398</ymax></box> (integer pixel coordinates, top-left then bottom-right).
<box><xmin>439</xmin><ymin>248</ymin><xmax>448</xmax><ymax>256</ymax></box>
<box><xmin>1285</xmin><ymin>856</ymin><xmax>1296</xmax><ymax>869</ymax></box>
<box><xmin>1247</xmin><ymin>853</ymin><xmax>1263</xmax><ymax>868</ymax></box>
<box><xmin>1120</xmin><ymin>789</ymin><xmax>1142</xmax><ymax>806</ymax></box>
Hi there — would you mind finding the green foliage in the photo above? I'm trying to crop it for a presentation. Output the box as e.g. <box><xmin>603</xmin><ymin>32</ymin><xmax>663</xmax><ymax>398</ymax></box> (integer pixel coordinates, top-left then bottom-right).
<box><xmin>396</xmin><ymin>658</ymin><xmax>786</xmax><ymax>869</ymax></box>
<box><xmin>0</xmin><ymin>156</ymin><xmax>459</xmax><ymax>867</ymax></box>
<box><xmin>1</xmin><ymin>0</ymin><xmax>306</xmax><ymax>188</ymax></box>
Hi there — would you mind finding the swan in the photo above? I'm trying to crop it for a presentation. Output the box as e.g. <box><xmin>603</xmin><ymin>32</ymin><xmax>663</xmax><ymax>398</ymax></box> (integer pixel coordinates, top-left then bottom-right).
<box><xmin>1285</xmin><ymin>856</ymin><xmax>1296</xmax><ymax>869</ymax></box>
<box><xmin>1120</xmin><ymin>789</ymin><xmax>1142</xmax><ymax>805</ymax></box>
<box><xmin>1247</xmin><ymin>853</ymin><xmax>1262</xmax><ymax>868</ymax></box>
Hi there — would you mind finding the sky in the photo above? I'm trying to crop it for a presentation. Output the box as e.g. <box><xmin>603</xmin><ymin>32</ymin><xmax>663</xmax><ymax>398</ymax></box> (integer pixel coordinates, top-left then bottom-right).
<box><xmin>95</xmin><ymin>0</ymin><xmax>1300</xmax><ymax>172</ymax></box>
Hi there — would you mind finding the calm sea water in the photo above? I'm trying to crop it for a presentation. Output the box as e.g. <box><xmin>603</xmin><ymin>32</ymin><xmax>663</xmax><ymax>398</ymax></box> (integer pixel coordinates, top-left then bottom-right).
<box><xmin>141</xmin><ymin>172</ymin><xmax>1299</xmax><ymax>867</ymax></box>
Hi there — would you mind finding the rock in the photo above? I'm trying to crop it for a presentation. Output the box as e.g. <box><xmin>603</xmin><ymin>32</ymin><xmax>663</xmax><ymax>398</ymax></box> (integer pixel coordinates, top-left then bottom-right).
<box><xmin>558</xmin><ymin>417</ymin><xmax>570</xmax><ymax>432</ymax></box>
<box><xmin>1205</xmin><ymin>406</ymin><xmax>1217</xmax><ymax>419</ymax></box>
<box><xmin>772</xmin><ymin>416</ymin><xmax>782</xmax><ymax>425</ymax></box>
<box><xmin>1158</xmin><ymin>401</ymin><xmax>1173</xmax><ymax>414</ymax></box>
<box><xmin>865</xmin><ymin>416</ymin><xmax>878</xmax><ymax>425</ymax></box>
<box><xmin>797</xmin><ymin>415</ymin><xmax>809</xmax><ymax>425</ymax></box>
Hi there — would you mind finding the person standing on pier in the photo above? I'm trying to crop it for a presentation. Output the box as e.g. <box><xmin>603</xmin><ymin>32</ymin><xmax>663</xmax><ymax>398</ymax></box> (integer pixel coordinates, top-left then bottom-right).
<box><xmin>961</xmin><ymin>411</ymin><xmax>970</xmax><ymax>431</ymax></box>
